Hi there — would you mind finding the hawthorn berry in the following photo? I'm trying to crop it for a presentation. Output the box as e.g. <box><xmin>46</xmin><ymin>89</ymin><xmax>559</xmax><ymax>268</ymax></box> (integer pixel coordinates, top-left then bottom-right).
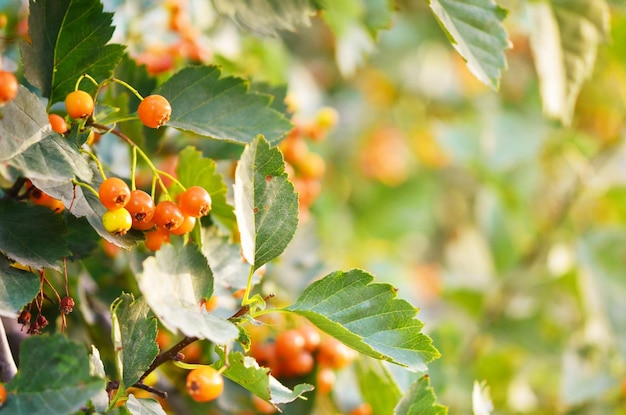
<box><xmin>298</xmin><ymin>324</ymin><xmax>321</xmax><ymax>352</ymax></box>
<box><xmin>99</xmin><ymin>177</ymin><xmax>131</xmax><ymax>210</ymax></box>
<box><xmin>102</xmin><ymin>208</ymin><xmax>133</xmax><ymax>236</ymax></box>
<box><xmin>145</xmin><ymin>227</ymin><xmax>170</xmax><ymax>251</ymax></box>
<box><xmin>279</xmin><ymin>350</ymin><xmax>314</xmax><ymax>377</ymax></box>
<box><xmin>252</xmin><ymin>395</ymin><xmax>277</xmax><ymax>414</ymax></box>
<box><xmin>170</xmin><ymin>215</ymin><xmax>196</xmax><ymax>235</ymax></box>
<box><xmin>202</xmin><ymin>296</ymin><xmax>218</xmax><ymax>312</ymax></box>
<box><xmin>274</xmin><ymin>329</ymin><xmax>306</xmax><ymax>358</ymax></box>
<box><xmin>125</xmin><ymin>189</ymin><xmax>155</xmax><ymax>225</ymax></box>
<box><xmin>60</xmin><ymin>296</ymin><xmax>75</xmax><ymax>314</ymax></box>
<box><xmin>138</xmin><ymin>94</ymin><xmax>171</xmax><ymax>128</ymax></box>
<box><xmin>30</xmin><ymin>187</ymin><xmax>64</xmax><ymax>213</ymax></box>
<box><xmin>0</xmin><ymin>71</ymin><xmax>18</xmax><ymax>104</ymax></box>
<box><xmin>316</xmin><ymin>367</ymin><xmax>336</xmax><ymax>394</ymax></box>
<box><xmin>317</xmin><ymin>337</ymin><xmax>357</xmax><ymax>369</ymax></box>
<box><xmin>48</xmin><ymin>114</ymin><xmax>68</xmax><ymax>134</ymax></box>
<box><xmin>153</xmin><ymin>200</ymin><xmax>184</xmax><ymax>230</ymax></box>
<box><xmin>65</xmin><ymin>90</ymin><xmax>94</xmax><ymax>119</ymax></box>
<box><xmin>186</xmin><ymin>366</ymin><xmax>224</xmax><ymax>402</ymax></box>
<box><xmin>0</xmin><ymin>383</ymin><xmax>5</xmax><ymax>407</ymax></box>
<box><xmin>179</xmin><ymin>186</ymin><xmax>212</xmax><ymax>217</ymax></box>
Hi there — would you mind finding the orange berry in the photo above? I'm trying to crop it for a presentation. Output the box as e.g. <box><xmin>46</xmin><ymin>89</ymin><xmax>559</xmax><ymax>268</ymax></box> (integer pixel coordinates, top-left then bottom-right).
<box><xmin>170</xmin><ymin>215</ymin><xmax>196</xmax><ymax>235</ymax></box>
<box><xmin>138</xmin><ymin>94</ymin><xmax>171</xmax><ymax>128</ymax></box>
<box><xmin>0</xmin><ymin>71</ymin><xmax>18</xmax><ymax>104</ymax></box>
<box><xmin>201</xmin><ymin>296</ymin><xmax>218</xmax><ymax>312</ymax></box>
<box><xmin>0</xmin><ymin>383</ymin><xmax>6</xmax><ymax>406</ymax></box>
<box><xmin>317</xmin><ymin>337</ymin><xmax>356</xmax><ymax>370</ymax></box>
<box><xmin>186</xmin><ymin>366</ymin><xmax>223</xmax><ymax>402</ymax></box>
<box><xmin>99</xmin><ymin>178</ymin><xmax>131</xmax><ymax>210</ymax></box>
<box><xmin>48</xmin><ymin>114</ymin><xmax>68</xmax><ymax>134</ymax></box>
<box><xmin>65</xmin><ymin>90</ymin><xmax>94</xmax><ymax>119</ymax></box>
<box><xmin>252</xmin><ymin>395</ymin><xmax>277</xmax><ymax>414</ymax></box>
<box><xmin>145</xmin><ymin>227</ymin><xmax>171</xmax><ymax>251</ymax></box>
<box><xmin>153</xmin><ymin>200</ymin><xmax>184</xmax><ymax>231</ymax></box>
<box><xmin>274</xmin><ymin>329</ymin><xmax>306</xmax><ymax>358</ymax></box>
<box><xmin>179</xmin><ymin>186</ymin><xmax>212</xmax><ymax>217</ymax></box>
<box><xmin>316</xmin><ymin>367</ymin><xmax>335</xmax><ymax>394</ymax></box>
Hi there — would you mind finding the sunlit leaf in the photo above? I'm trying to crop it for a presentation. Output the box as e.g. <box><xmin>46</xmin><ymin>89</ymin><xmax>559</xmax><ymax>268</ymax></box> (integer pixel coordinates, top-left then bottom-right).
<box><xmin>136</xmin><ymin>244</ymin><xmax>239</xmax><ymax>345</ymax></box>
<box><xmin>355</xmin><ymin>357</ymin><xmax>402</xmax><ymax>415</ymax></box>
<box><xmin>111</xmin><ymin>293</ymin><xmax>159</xmax><ymax>389</ymax></box>
<box><xmin>4</xmin><ymin>334</ymin><xmax>104</xmax><ymax>415</ymax></box>
<box><xmin>394</xmin><ymin>375</ymin><xmax>448</xmax><ymax>415</ymax></box>
<box><xmin>528</xmin><ymin>0</ymin><xmax>609</xmax><ymax>125</ymax></box>
<box><xmin>200</xmin><ymin>227</ymin><xmax>251</xmax><ymax>295</ymax></box>
<box><xmin>234</xmin><ymin>135</ymin><xmax>298</xmax><ymax>270</ymax></box>
<box><xmin>286</xmin><ymin>269</ymin><xmax>440</xmax><ymax>372</ymax></box>
<box><xmin>429</xmin><ymin>0</ymin><xmax>510</xmax><ymax>90</ymax></box>
<box><xmin>21</xmin><ymin>0</ymin><xmax>125</xmax><ymax>106</ymax></box>
<box><xmin>157</xmin><ymin>66</ymin><xmax>292</xmax><ymax>144</ymax></box>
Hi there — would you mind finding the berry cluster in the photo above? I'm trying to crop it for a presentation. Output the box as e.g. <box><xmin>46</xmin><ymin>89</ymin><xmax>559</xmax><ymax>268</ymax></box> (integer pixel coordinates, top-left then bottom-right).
<box><xmin>279</xmin><ymin>106</ymin><xmax>338</xmax><ymax>221</ymax></box>
<box><xmin>98</xmin><ymin>177</ymin><xmax>212</xmax><ymax>250</ymax></box>
<box><xmin>249</xmin><ymin>320</ymin><xmax>356</xmax><ymax>392</ymax></box>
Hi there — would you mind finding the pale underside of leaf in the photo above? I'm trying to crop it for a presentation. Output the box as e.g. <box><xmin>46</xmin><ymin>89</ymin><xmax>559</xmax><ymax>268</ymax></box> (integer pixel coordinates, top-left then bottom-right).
<box><xmin>429</xmin><ymin>0</ymin><xmax>510</xmax><ymax>90</ymax></box>
<box><xmin>528</xmin><ymin>0</ymin><xmax>609</xmax><ymax>125</ymax></box>
<box><xmin>213</xmin><ymin>0</ymin><xmax>317</xmax><ymax>36</ymax></box>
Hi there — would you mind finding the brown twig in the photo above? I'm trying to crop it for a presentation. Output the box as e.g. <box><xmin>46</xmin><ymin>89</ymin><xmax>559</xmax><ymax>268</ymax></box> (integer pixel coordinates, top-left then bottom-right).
<box><xmin>138</xmin><ymin>335</ymin><xmax>198</xmax><ymax>384</ymax></box>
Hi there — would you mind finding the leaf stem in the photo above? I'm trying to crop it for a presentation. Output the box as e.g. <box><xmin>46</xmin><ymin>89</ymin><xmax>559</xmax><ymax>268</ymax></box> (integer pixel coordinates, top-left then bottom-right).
<box><xmin>110</xmin><ymin>77</ymin><xmax>145</xmax><ymax>101</ymax></box>
<box><xmin>72</xmin><ymin>179</ymin><xmax>99</xmax><ymax>198</ymax></box>
<box><xmin>242</xmin><ymin>265</ymin><xmax>256</xmax><ymax>306</ymax></box>
<box><xmin>80</xmin><ymin>149</ymin><xmax>107</xmax><ymax>181</ymax></box>
<box><xmin>131</xmin><ymin>146</ymin><xmax>137</xmax><ymax>191</ymax></box>
<box><xmin>75</xmin><ymin>73</ymin><xmax>99</xmax><ymax>91</ymax></box>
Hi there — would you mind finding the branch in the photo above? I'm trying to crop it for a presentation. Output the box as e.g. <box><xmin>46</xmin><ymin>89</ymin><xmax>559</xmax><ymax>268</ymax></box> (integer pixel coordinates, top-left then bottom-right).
<box><xmin>0</xmin><ymin>318</ymin><xmax>17</xmax><ymax>382</ymax></box>
<box><xmin>138</xmin><ymin>335</ymin><xmax>198</xmax><ymax>383</ymax></box>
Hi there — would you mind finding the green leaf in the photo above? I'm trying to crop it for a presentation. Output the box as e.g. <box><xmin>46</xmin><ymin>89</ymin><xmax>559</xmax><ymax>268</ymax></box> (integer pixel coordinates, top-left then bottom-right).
<box><xmin>394</xmin><ymin>375</ymin><xmax>448</xmax><ymax>415</ymax></box>
<box><xmin>20</xmin><ymin>0</ymin><xmax>125</xmax><ymax>106</ymax></box>
<box><xmin>528</xmin><ymin>0</ymin><xmax>610</xmax><ymax>125</ymax></box>
<box><xmin>355</xmin><ymin>357</ymin><xmax>402</xmax><ymax>415</ymax></box>
<box><xmin>200</xmin><ymin>227</ymin><xmax>251</xmax><ymax>295</ymax></box>
<box><xmin>286</xmin><ymin>269</ymin><xmax>440</xmax><ymax>372</ymax></box>
<box><xmin>220</xmin><ymin>350</ymin><xmax>314</xmax><ymax>404</ymax></box>
<box><xmin>8</xmin><ymin>134</ymin><xmax>92</xmax><ymax>182</ymax></box>
<box><xmin>0</xmin><ymin>200</ymin><xmax>71</xmax><ymax>270</ymax></box>
<box><xmin>126</xmin><ymin>394</ymin><xmax>167</xmax><ymax>415</ymax></box>
<box><xmin>212</xmin><ymin>0</ymin><xmax>318</xmax><ymax>36</ymax></box>
<box><xmin>429</xmin><ymin>0</ymin><xmax>510</xmax><ymax>90</ymax></box>
<box><xmin>136</xmin><ymin>244</ymin><xmax>239</xmax><ymax>345</ymax></box>
<box><xmin>111</xmin><ymin>293</ymin><xmax>159</xmax><ymax>389</ymax></box>
<box><xmin>4</xmin><ymin>334</ymin><xmax>105</xmax><ymax>415</ymax></box>
<box><xmin>0</xmin><ymin>86</ymin><xmax>53</xmax><ymax>162</ymax></box>
<box><xmin>234</xmin><ymin>135</ymin><xmax>298</xmax><ymax>271</ymax></box>
<box><xmin>157</xmin><ymin>66</ymin><xmax>292</xmax><ymax>145</ymax></box>
<box><xmin>176</xmin><ymin>146</ymin><xmax>236</xmax><ymax>231</ymax></box>
<box><xmin>63</xmin><ymin>214</ymin><xmax>100</xmax><ymax>260</ymax></box>
<box><xmin>0</xmin><ymin>256</ymin><xmax>39</xmax><ymax>317</ymax></box>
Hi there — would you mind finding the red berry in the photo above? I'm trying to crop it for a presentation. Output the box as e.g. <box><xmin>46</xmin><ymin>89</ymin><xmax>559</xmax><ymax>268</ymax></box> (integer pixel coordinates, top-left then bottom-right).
<box><xmin>179</xmin><ymin>186</ymin><xmax>212</xmax><ymax>217</ymax></box>
<box><xmin>170</xmin><ymin>215</ymin><xmax>196</xmax><ymax>235</ymax></box>
<box><xmin>48</xmin><ymin>114</ymin><xmax>68</xmax><ymax>134</ymax></box>
<box><xmin>99</xmin><ymin>178</ymin><xmax>131</xmax><ymax>210</ymax></box>
<box><xmin>138</xmin><ymin>94</ymin><xmax>171</xmax><ymax>128</ymax></box>
<box><xmin>153</xmin><ymin>200</ymin><xmax>184</xmax><ymax>230</ymax></box>
<box><xmin>65</xmin><ymin>90</ymin><xmax>94</xmax><ymax>119</ymax></box>
<box><xmin>186</xmin><ymin>366</ymin><xmax>224</xmax><ymax>402</ymax></box>
<box><xmin>0</xmin><ymin>71</ymin><xmax>18</xmax><ymax>104</ymax></box>
<box><xmin>126</xmin><ymin>190</ymin><xmax>155</xmax><ymax>226</ymax></box>
<box><xmin>274</xmin><ymin>329</ymin><xmax>306</xmax><ymax>358</ymax></box>
<box><xmin>145</xmin><ymin>227</ymin><xmax>170</xmax><ymax>251</ymax></box>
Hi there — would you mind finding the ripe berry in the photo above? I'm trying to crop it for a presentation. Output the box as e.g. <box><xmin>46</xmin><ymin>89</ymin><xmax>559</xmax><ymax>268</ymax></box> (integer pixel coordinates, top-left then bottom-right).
<box><xmin>274</xmin><ymin>329</ymin><xmax>306</xmax><ymax>358</ymax></box>
<box><xmin>316</xmin><ymin>367</ymin><xmax>336</xmax><ymax>394</ymax></box>
<box><xmin>170</xmin><ymin>215</ymin><xmax>196</xmax><ymax>235</ymax></box>
<box><xmin>153</xmin><ymin>200</ymin><xmax>184</xmax><ymax>230</ymax></box>
<box><xmin>0</xmin><ymin>383</ymin><xmax>6</xmax><ymax>407</ymax></box>
<box><xmin>145</xmin><ymin>227</ymin><xmax>170</xmax><ymax>251</ymax></box>
<box><xmin>252</xmin><ymin>395</ymin><xmax>277</xmax><ymax>414</ymax></box>
<box><xmin>30</xmin><ymin>187</ymin><xmax>64</xmax><ymax>213</ymax></box>
<box><xmin>138</xmin><ymin>94</ymin><xmax>171</xmax><ymax>128</ymax></box>
<box><xmin>279</xmin><ymin>350</ymin><xmax>314</xmax><ymax>377</ymax></box>
<box><xmin>0</xmin><ymin>71</ymin><xmax>18</xmax><ymax>104</ymax></box>
<box><xmin>65</xmin><ymin>90</ymin><xmax>94</xmax><ymax>119</ymax></box>
<box><xmin>186</xmin><ymin>366</ymin><xmax>224</xmax><ymax>402</ymax></box>
<box><xmin>179</xmin><ymin>186</ymin><xmax>212</xmax><ymax>217</ymax></box>
<box><xmin>348</xmin><ymin>403</ymin><xmax>373</xmax><ymax>415</ymax></box>
<box><xmin>202</xmin><ymin>296</ymin><xmax>218</xmax><ymax>312</ymax></box>
<box><xmin>126</xmin><ymin>190</ymin><xmax>155</xmax><ymax>225</ymax></box>
<box><xmin>102</xmin><ymin>208</ymin><xmax>132</xmax><ymax>236</ymax></box>
<box><xmin>99</xmin><ymin>177</ymin><xmax>131</xmax><ymax>210</ymax></box>
<box><xmin>298</xmin><ymin>324</ymin><xmax>321</xmax><ymax>352</ymax></box>
<box><xmin>317</xmin><ymin>337</ymin><xmax>357</xmax><ymax>370</ymax></box>
<box><xmin>48</xmin><ymin>114</ymin><xmax>68</xmax><ymax>134</ymax></box>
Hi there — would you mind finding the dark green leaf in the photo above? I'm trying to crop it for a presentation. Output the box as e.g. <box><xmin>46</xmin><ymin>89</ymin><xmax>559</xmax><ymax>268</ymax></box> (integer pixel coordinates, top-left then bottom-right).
<box><xmin>252</xmin><ymin>82</ymin><xmax>289</xmax><ymax>115</ymax></box>
<box><xmin>200</xmin><ymin>227</ymin><xmax>251</xmax><ymax>295</ymax></box>
<box><xmin>136</xmin><ymin>244</ymin><xmax>239</xmax><ymax>345</ymax></box>
<box><xmin>212</xmin><ymin>0</ymin><xmax>317</xmax><ymax>36</ymax></box>
<box><xmin>157</xmin><ymin>66</ymin><xmax>292</xmax><ymax>144</ymax></box>
<box><xmin>429</xmin><ymin>0</ymin><xmax>510</xmax><ymax>90</ymax></box>
<box><xmin>394</xmin><ymin>375</ymin><xmax>448</xmax><ymax>415</ymax></box>
<box><xmin>528</xmin><ymin>0</ymin><xmax>610</xmax><ymax>125</ymax></box>
<box><xmin>0</xmin><ymin>200</ymin><xmax>71</xmax><ymax>270</ymax></box>
<box><xmin>0</xmin><ymin>256</ymin><xmax>39</xmax><ymax>317</ymax></box>
<box><xmin>126</xmin><ymin>394</ymin><xmax>167</xmax><ymax>415</ymax></box>
<box><xmin>63</xmin><ymin>213</ymin><xmax>100</xmax><ymax>260</ymax></box>
<box><xmin>355</xmin><ymin>357</ymin><xmax>402</xmax><ymax>415</ymax></box>
<box><xmin>176</xmin><ymin>146</ymin><xmax>236</xmax><ymax>231</ymax></box>
<box><xmin>4</xmin><ymin>334</ymin><xmax>105</xmax><ymax>415</ymax></box>
<box><xmin>0</xmin><ymin>86</ymin><xmax>53</xmax><ymax>162</ymax></box>
<box><xmin>111</xmin><ymin>293</ymin><xmax>159</xmax><ymax>389</ymax></box>
<box><xmin>286</xmin><ymin>269</ymin><xmax>440</xmax><ymax>372</ymax></box>
<box><xmin>220</xmin><ymin>350</ymin><xmax>314</xmax><ymax>404</ymax></box>
<box><xmin>20</xmin><ymin>0</ymin><xmax>125</xmax><ymax>106</ymax></box>
<box><xmin>234</xmin><ymin>135</ymin><xmax>298</xmax><ymax>271</ymax></box>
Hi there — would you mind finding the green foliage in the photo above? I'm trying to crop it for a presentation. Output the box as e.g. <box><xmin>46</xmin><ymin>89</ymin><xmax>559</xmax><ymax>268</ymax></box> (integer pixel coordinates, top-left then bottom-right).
<box><xmin>287</xmin><ymin>269</ymin><xmax>440</xmax><ymax>371</ymax></box>
<box><xmin>0</xmin><ymin>257</ymin><xmax>40</xmax><ymax>316</ymax></box>
<box><xmin>429</xmin><ymin>0</ymin><xmax>510</xmax><ymax>90</ymax></box>
<box><xmin>395</xmin><ymin>376</ymin><xmax>448</xmax><ymax>415</ymax></box>
<box><xmin>126</xmin><ymin>395</ymin><xmax>167</xmax><ymax>415</ymax></box>
<box><xmin>21</xmin><ymin>0</ymin><xmax>125</xmax><ymax>106</ymax></box>
<box><xmin>234</xmin><ymin>135</ymin><xmax>299</xmax><ymax>271</ymax></box>
<box><xmin>157</xmin><ymin>66</ymin><xmax>292</xmax><ymax>144</ymax></box>
<box><xmin>4</xmin><ymin>335</ymin><xmax>104</xmax><ymax>414</ymax></box>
